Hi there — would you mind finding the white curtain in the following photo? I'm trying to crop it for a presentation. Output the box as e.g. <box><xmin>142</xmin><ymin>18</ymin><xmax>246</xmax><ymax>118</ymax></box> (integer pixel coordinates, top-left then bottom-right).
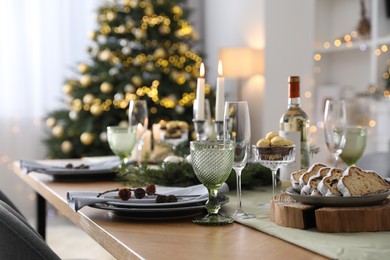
<box><xmin>0</xmin><ymin>0</ymin><xmax>100</xmax><ymax>219</ymax></box>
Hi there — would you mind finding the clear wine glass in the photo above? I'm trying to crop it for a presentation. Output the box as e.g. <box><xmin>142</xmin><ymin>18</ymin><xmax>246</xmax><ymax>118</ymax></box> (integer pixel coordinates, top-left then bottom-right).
<box><xmin>128</xmin><ymin>100</ymin><xmax>148</xmax><ymax>166</ymax></box>
<box><xmin>107</xmin><ymin>126</ymin><xmax>137</xmax><ymax>175</ymax></box>
<box><xmin>323</xmin><ymin>99</ymin><xmax>347</xmax><ymax>166</ymax></box>
<box><xmin>190</xmin><ymin>140</ymin><xmax>234</xmax><ymax>226</ymax></box>
<box><xmin>253</xmin><ymin>145</ymin><xmax>296</xmax><ymax>204</ymax></box>
<box><xmin>223</xmin><ymin>101</ymin><xmax>255</xmax><ymax>219</ymax></box>
<box><xmin>340</xmin><ymin>126</ymin><xmax>367</xmax><ymax>166</ymax></box>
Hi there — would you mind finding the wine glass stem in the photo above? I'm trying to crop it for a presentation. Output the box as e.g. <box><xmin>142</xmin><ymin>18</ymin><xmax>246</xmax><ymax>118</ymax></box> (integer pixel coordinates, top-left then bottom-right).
<box><xmin>271</xmin><ymin>169</ymin><xmax>277</xmax><ymax>198</ymax></box>
<box><xmin>136</xmin><ymin>140</ymin><xmax>144</xmax><ymax>166</ymax></box>
<box><xmin>207</xmin><ymin>188</ymin><xmax>220</xmax><ymax>215</ymax></box>
<box><xmin>119</xmin><ymin>156</ymin><xmax>128</xmax><ymax>175</ymax></box>
<box><xmin>235</xmin><ymin>168</ymin><xmax>244</xmax><ymax>212</ymax></box>
<box><xmin>333</xmin><ymin>155</ymin><xmax>339</xmax><ymax>167</ymax></box>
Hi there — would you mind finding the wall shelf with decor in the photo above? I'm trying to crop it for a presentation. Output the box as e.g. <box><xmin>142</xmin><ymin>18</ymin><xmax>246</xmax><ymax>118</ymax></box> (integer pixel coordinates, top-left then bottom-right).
<box><xmin>313</xmin><ymin>0</ymin><xmax>390</xmax><ymax>153</ymax></box>
<box><xmin>314</xmin><ymin>0</ymin><xmax>390</xmax><ymax>90</ymax></box>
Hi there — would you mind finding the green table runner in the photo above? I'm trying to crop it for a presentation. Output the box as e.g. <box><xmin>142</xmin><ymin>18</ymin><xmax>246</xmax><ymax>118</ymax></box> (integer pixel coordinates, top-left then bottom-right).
<box><xmin>222</xmin><ymin>187</ymin><xmax>390</xmax><ymax>260</ymax></box>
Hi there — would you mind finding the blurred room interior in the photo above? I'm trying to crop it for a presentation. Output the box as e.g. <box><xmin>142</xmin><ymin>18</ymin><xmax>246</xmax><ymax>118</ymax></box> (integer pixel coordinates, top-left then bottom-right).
<box><xmin>0</xmin><ymin>0</ymin><xmax>389</xmax><ymax>258</ymax></box>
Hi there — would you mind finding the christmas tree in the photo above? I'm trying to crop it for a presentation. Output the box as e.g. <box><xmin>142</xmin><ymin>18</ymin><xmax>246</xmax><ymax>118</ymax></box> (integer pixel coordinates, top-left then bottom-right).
<box><xmin>44</xmin><ymin>0</ymin><xmax>209</xmax><ymax>159</ymax></box>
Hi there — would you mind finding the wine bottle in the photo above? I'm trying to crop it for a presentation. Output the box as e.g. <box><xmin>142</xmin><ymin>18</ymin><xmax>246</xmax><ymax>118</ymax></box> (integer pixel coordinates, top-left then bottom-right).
<box><xmin>279</xmin><ymin>76</ymin><xmax>310</xmax><ymax>187</ymax></box>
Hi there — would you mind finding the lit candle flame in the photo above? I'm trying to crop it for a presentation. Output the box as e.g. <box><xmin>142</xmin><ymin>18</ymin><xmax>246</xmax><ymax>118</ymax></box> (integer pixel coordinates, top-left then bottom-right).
<box><xmin>218</xmin><ymin>60</ymin><xmax>223</xmax><ymax>77</ymax></box>
<box><xmin>200</xmin><ymin>63</ymin><xmax>205</xmax><ymax>78</ymax></box>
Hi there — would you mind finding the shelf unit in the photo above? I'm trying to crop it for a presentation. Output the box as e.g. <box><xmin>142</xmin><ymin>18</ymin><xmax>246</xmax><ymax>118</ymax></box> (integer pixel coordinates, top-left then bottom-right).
<box><xmin>314</xmin><ymin>0</ymin><xmax>390</xmax><ymax>90</ymax></box>
<box><xmin>313</xmin><ymin>0</ymin><xmax>390</xmax><ymax>153</ymax></box>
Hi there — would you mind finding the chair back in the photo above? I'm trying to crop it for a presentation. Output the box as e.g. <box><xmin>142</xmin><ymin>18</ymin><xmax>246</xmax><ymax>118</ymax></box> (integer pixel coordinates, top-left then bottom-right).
<box><xmin>0</xmin><ymin>201</ymin><xmax>60</xmax><ymax>259</ymax></box>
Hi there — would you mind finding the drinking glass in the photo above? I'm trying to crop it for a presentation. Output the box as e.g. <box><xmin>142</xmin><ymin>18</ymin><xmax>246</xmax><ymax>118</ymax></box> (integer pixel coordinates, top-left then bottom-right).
<box><xmin>323</xmin><ymin>99</ymin><xmax>347</xmax><ymax>166</ymax></box>
<box><xmin>253</xmin><ymin>145</ymin><xmax>296</xmax><ymax>201</ymax></box>
<box><xmin>107</xmin><ymin>126</ymin><xmax>137</xmax><ymax>175</ymax></box>
<box><xmin>190</xmin><ymin>141</ymin><xmax>234</xmax><ymax>226</ymax></box>
<box><xmin>128</xmin><ymin>100</ymin><xmax>148</xmax><ymax>165</ymax></box>
<box><xmin>223</xmin><ymin>101</ymin><xmax>255</xmax><ymax>219</ymax></box>
<box><xmin>340</xmin><ymin>126</ymin><xmax>367</xmax><ymax>166</ymax></box>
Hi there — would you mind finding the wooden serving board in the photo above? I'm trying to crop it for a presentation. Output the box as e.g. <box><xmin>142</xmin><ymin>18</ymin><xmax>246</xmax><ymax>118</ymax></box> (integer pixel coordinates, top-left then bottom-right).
<box><xmin>270</xmin><ymin>192</ymin><xmax>390</xmax><ymax>233</ymax></box>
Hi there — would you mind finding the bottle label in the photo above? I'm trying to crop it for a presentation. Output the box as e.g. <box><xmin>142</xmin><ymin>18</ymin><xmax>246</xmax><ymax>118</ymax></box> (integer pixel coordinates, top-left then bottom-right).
<box><xmin>279</xmin><ymin>130</ymin><xmax>300</xmax><ymax>181</ymax></box>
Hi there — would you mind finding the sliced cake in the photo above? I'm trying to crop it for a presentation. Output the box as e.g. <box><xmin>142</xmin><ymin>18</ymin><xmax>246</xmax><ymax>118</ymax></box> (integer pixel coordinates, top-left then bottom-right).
<box><xmin>300</xmin><ymin>167</ymin><xmax>330</xmax><ymax>195</ymax></box>
<box><xmin>317</xmin><ymin>167</ymin><xmax>344</xmax><ymax>196</ymax></box>
<box><xmin>337</xmin><ymin>166</ymin><xmax>390</xmax><ymax>196</ymax></box>
<box><xmin>290</xmin><ymin>168</ymin><xmax>307</xmax><ymax>192</ymax></box>
<box><xmin>298</xmin><ymin>163</ymin><xmax>327</xmax><ymax>190</ymax></box>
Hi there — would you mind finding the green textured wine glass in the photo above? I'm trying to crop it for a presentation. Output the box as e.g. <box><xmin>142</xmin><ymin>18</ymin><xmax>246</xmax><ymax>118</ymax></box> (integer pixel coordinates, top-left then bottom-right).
<box><xmin>340</xmin><ymin>126</ymin><xmax>367</xmax><ymax>166</ymax></box>
<box><xmin>190</xmin><ymin>140</ymin><xmax>234</xmax><ymax>226</ymax></box>
<box><xmin>107</xmin><ymin>126</ymin><xmax>137</xmax><ymax>175</ymax></box>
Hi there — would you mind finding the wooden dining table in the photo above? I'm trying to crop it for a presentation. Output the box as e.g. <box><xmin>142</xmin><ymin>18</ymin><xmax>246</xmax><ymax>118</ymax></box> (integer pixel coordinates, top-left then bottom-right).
<box><xmin>12</xmin><ymin>162</ymin><xmax>327</xmax><ymax>260</ymax></box>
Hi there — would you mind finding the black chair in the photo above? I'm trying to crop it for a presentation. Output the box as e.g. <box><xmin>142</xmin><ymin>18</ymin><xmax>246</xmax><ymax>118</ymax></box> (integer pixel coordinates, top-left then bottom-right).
<box><xmin>0</xmin><ymin>199</ymin><xmax>60</xmax><ymax>259</ymax></box>
<box><xmin>0</xmin><ymin>190</ymin><xmax>24</xmax><ymax>216</ymax></box>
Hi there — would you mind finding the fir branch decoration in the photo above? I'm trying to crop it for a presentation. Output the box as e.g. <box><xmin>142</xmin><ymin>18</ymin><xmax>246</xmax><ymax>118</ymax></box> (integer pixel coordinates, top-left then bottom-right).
<box><xmin>123</xmin><ymin>161</ymin><xmax>272</xmax><ymax>189</ymax></box>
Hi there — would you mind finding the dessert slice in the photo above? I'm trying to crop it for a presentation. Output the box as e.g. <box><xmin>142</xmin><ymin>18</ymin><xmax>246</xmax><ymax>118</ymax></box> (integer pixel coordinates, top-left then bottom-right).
<box><xmin>317</xmin><ymin>168</ymin><xmax>344</xmax><ymax>196</ymax></box>
<box><xmin>337</xmin><ymin>166</ymin><xmax>390</xmax><ymax>196</ymax></box>
<box><xmin>300</xmin><ymin>167</ymin><xmax>330</xmax><ymax>195</ymax></box>
<box><xmin>290</xmin><ymin>168</ymin><xmax>307</xmax><ymax>192</ymax></box>
<box><xmin>298</xmin><ymin>163</ymin><xmax>327</xmax><ymax>190</ymax></box>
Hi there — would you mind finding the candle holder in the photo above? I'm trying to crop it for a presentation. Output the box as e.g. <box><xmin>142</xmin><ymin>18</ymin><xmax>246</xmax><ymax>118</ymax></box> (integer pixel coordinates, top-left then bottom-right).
<box><xmin>213</xmin><ymin>120</ymin><xmax>224</xmax><ymax>141</ymax></box>
<box><xmin>193</xmin><ymin>119</ymin><xmax>207</xmax><ymax>141</ymax></box>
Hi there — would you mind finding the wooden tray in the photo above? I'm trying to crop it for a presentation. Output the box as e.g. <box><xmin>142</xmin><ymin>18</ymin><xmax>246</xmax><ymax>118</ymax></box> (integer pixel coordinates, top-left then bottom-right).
<box><xmin>270</xmin><ymin>192</ymin><xmax>390</xmax><ymax>233</ymax></box>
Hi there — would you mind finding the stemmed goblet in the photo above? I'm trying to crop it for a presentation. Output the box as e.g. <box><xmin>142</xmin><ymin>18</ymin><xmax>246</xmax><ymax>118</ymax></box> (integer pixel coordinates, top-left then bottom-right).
<box><xmin>254</xmin><ymin>145</ymin><xmax>296</xmax><ymax>204</ymax></box>
<box><xmin>107</xmin><ymin>126</ymin><xmax>137</xmax><ymax>176</ymax></box>
<box><xmin>340</xmin><ymin>126</ymin><xmax>367</xmax><ymax>166</ymax></box>
<box><xmin>323</xmin><ymin>99</ymin><xmax>347</xmax><ymax>166</ymax></box>
<box><xmin>223</xmin><ymin>101</ymin><xmax>255</xmax><ymax>219</ymax></box>
<box><xmin>190</xmin><ymin>141</ymin><xmax>234</xmax><ymax>226</ymax></box>
<box><xmin>128</xmin><ymin>100</ymin><xmax>148</xmax><ymax>166</ymax></box>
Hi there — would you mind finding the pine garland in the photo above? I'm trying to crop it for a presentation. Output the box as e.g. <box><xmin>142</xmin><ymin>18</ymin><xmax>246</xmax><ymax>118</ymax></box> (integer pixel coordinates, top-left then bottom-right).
<box><xmin>122</xmin><ymin>161</ymin><xmax>272</xmax><ymax>189</ymax></box>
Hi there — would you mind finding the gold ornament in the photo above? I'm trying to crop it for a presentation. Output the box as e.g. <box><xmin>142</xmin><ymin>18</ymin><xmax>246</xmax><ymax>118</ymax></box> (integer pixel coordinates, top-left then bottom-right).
<box><xmin>172</xmin><ymin>5</ymin><xmax>183</xmax><ymax>16</ymax></box>
<box><xmin>145</xmin><ymin>62</ymin><xmax>154</xmax><ymax>72</ymax></box>
<box><xmin>159</xmin><ymin>25</ymin><xmax>171</xmax><ymax>35</ymax></box>
<box><xmin>78</xmin><ymin>63</ymin><xmax>89</xmax><ymax>73</ymax></box>
<box><xmin>100</xmin><ymin>82</ymin><xmax>113</xmax><ymax>93</ymax></box>
<box><xmin>129</xmin><ymin>0</ymin><xmax>138</xmax><ymax>8</ymax></box>
<box><xmin>72</xmin><ymin>99</ymin><xmax>83</xmax><ymax>111</ymax></box>
<box><xmin>80</xmin><ymin>75</ymin><xmax>92</xmax><ymax>87</ymax></box>
<box><xmin>154</xmin><ymin>48</ymin><xmax>166</xmax><ymax>59</ymax></box>
<box><xmin>133</xmin><ymin>28</ymin><xmax>146</xmax><ymax>39</ymax></box>
<box><xmin>106</xmin><ymin>11</ymin><xmax>116</xmax><ymax>21</ymax></box>
<box><xmin>45</xmin><ymin>117</ymin><xmax>56</xmax><ymax>128</ymax></box>
<box><xmin>144</xmin><ymin>6</ymin><xmax>154</xmax><ymax>16</ymax></box>
<box><xmin>99</xmin><ymin>49</ymin><xmax>112</xmax><ymax>61</ymax></box>
<box><xmin>80</xmin><ymin>132</ymin><xmax>94</xmax><ymax>146</ymax></box>
<box><xmin>61</xmin><ymin>141</ymin><xmax>73</xmax><ymax>154</ymax></box>
<box><xmin>126</xmin><ymin>20</ymin><xmax>135</xmax><ymax>30</ymax></box>
<box><xmin>131</xmin><ymin>75</ymin><xmax>142</xmax><ymax>86</ymax></box>
<box><xmin>69</xmin><ymin>111</ymin><xmax>78</xmax><ymax>121</ymax></box>
<box><xmin>90</xmin><ymin>104</ymin><xmax>103</xmax><ymax>116</ymax></box>
<box><xmin>178</xmin><ymin>43</ymin><xmax>189</xmax><ymax>54</ymax></box>
<box><xmin>88</xmin><ymin>31</ymin><xmax>97</xmax><ymax>40</ymax></box>
<box><xmin>83</xmin><ymin>94</ymin><xmax>95</xmax><ymax>104</ymax></box>
<box><xmin>63</xmin><ymin>83</ymin><xmax>73</xmax><ymax>94</ymax></box>
<box><xmin>52</xmin><ymin>125</ymin><xmax>64</xmax><ymax>138</ymax></box>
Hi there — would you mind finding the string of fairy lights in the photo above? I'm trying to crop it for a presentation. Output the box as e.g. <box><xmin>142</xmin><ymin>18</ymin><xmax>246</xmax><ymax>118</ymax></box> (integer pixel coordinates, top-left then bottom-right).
<box><xmin>313</xmin><ymin>30</ymin><xmax>390</xmax><ymax>99</ymax></box>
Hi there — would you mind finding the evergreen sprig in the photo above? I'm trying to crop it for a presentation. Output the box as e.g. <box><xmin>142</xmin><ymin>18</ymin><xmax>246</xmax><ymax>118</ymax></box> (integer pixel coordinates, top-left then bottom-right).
<box><xmin>122</xmin><ymin>161</ymin><xmax>272</xmax><ymax>189</ymax></box>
